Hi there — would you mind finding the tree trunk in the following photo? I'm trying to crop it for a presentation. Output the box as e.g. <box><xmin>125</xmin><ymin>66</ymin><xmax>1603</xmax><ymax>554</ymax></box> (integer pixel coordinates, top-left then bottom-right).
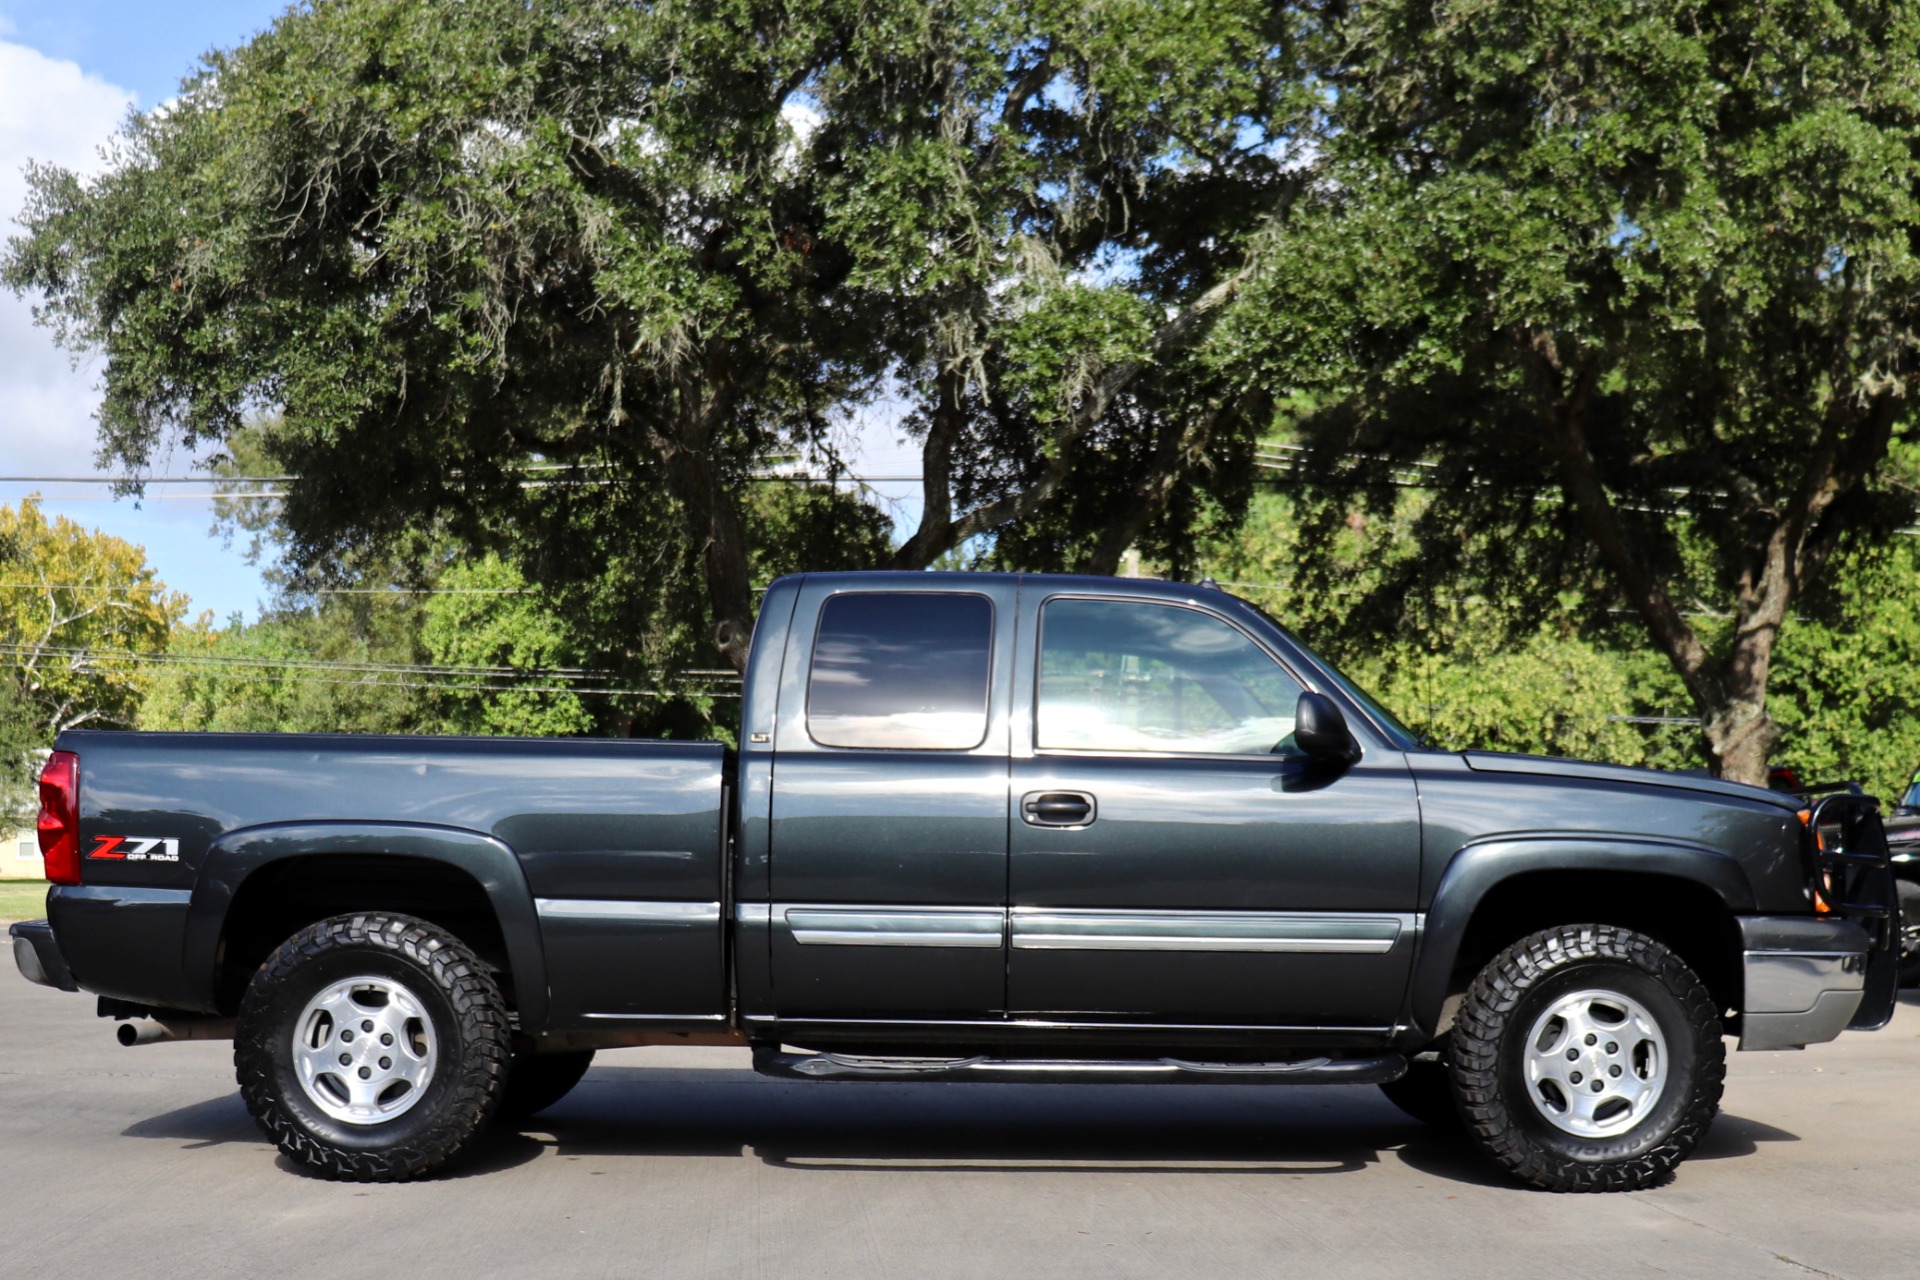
<box><xmin>1701</xmin><ymin>695</ymin><xmax>1780</xmax><ymax>787</ymax></box>
<box><xmin>640</xmin><ymin>352</ymin><xmax>759</xmax><ymax>674</ymax></box>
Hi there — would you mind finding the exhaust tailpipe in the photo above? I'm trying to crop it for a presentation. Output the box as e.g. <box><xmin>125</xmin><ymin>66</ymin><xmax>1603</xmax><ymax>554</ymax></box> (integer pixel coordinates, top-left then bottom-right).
<box><xmin>116</xmin><ymin>1017</ymin><xmax>236</xmax><ymax>1047</ymax></box>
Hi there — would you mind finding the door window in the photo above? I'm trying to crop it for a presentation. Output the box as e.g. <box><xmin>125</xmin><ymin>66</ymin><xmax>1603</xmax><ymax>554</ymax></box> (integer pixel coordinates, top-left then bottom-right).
<box><xmin>807</xmin><ymin>592</ymin><xmax>993</xmax><ymax>749</ymax></box>
<box><xmin>1037</xmin><ymin>598</ymin><xmax>1303</xmax><ymax>755</ymax></box>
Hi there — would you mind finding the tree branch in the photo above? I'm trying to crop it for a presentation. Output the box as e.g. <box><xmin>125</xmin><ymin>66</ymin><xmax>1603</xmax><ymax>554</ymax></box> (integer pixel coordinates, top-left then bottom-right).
<box><xmin>1080</xmin><ymin>393</ymin><xmax>1258</xmax><ymax>575</ymax></box>
<box><xmin>1530</xmin><ymin>333</ymin><xmax>1718</xmax><ymax>708</ymax></box>
<box><xmin>895</xmin><ymin>268</ymin><xmax>1251</xmax><ymax>568</ymax></box>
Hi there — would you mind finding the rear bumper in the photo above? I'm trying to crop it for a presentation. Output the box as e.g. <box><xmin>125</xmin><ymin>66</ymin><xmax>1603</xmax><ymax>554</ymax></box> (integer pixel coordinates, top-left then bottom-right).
<box><xmin>10</xmin><ymin>920</ymin><xmax>79</xmax><ymax>993</ymax></box>
<box><xmin>1738</xmin><ymin>916</ymin><xmax>1870</xmax><ymax>1051</ymax></box>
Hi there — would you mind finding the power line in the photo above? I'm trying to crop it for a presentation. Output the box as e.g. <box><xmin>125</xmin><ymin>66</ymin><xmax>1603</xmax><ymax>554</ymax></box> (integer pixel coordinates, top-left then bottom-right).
<box><xmin>0</xmin><ymin>582</ymin><xmax>533</xmax><ymax>595</ymax></box>
<box><xmin>0</xmin><ymin>642</ymin><xmax>740</xmax><ymax>686</ymax></box>
<box><xmin>7</xmin><ymin>460</ymin><xmax>1918</xmax><ymax>535</ymax></box>
<box><xmin>2</xmin><ymin>663</ymin><xmax>739</xmax><ymax>698</ymax></box>
<box><xmin>0</xmin><ymin>656</ymin><xmax>736</xmax><ymax>699</ymax></box>
<box><xmin>0</xmin><ymin>466</ymin><xmax>924</xmax><ymax>489</ymax></box>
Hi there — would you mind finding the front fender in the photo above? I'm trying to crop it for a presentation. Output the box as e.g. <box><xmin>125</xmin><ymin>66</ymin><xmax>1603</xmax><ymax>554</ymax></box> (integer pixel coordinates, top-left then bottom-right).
<box><xmin>184</xmin><ymin>820</ymin><xmax>549</xmax><ymax>1030</ymax></box>
<box><xmin>1408</xmin><ymin>835</ymin><xmax>1755</xmax><ymax>1037</ymax></box>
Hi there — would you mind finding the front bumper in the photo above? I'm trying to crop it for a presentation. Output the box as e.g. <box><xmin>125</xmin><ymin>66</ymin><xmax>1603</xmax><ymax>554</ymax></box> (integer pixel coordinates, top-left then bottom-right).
<box><xmin>1738</xmin><ymin>916</ymin><xmax>1872</xmax><ymax>1051</ymax></box>
<box><xmin>9</xmin><ymin>920</ymin><xmax>79</xmax><ymax>993</ymax></box>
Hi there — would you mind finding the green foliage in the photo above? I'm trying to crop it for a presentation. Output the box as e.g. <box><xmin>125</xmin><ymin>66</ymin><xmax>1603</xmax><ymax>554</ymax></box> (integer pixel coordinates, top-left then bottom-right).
<box><xmin>1207</xmin><ymin>0</ymin><xmax>1920</xmax><ymax>780</ymax></box>
<box><xmin>0</xmin><ymin>675</ymin><xmax>44</xmax><ymax>828</ymax></box>
<box><xmin>139</xmin><ymin>594</ymin><xmax>433</xmax><ymax>735</ymax></box>
<box><xmin>13</xmin><ymin>0</ymin><xmax>1920</xmax><ymax>785</ymax></box>
<box><xmin>421</xmin><ymin>556</ymin><xmax>594</xmax><ymax>738</ymax></box>
<box><xmin>0</xmin><ymin>499</ymin><xmax>182</xmax><ymax>817</ymax></box>
<box><xmin>1205</xmin><ymin>484</ymin><xmax>1920</xmax><ymax>800</ymax></box>
<box><xmin>0</xmin><ymin>499</ymin><xmax>183</xmax><ymax>734</ymax></box>
<box><xmin>1202</xmin><ymin>490</ymin><xmax>1689</xmax><ymax>765</ymax></box>
<box><xmin>4</xmin><ymin>0</ymin><xmax>1324</xmax><ymax>673</ymax></box>
<box><xmin>1769</xmin><ymin>535</ymin><xmax>1920</xmax><ymax>801</ymax></box>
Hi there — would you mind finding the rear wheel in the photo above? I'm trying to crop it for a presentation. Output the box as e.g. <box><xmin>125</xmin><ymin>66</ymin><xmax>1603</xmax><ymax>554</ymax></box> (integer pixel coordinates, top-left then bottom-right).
<box><xmin>234</xmin><ymin>913</ymin><xmax>511</xmax><ymax>1181</ymax></box>
<box><xmin>497</xmin><ymin>1049</ymin><xmax>596</xmax><ymax>1125</ymax></box>
<box><xmin>1451</xmin><ymin>924</ymin><xmax>1724</xmax><ymax>1192</ymax></box>
<box><xmin>1896</xmin><ymin>878</ymin><xmax>1920</xmax><ymax>988</ymax></box>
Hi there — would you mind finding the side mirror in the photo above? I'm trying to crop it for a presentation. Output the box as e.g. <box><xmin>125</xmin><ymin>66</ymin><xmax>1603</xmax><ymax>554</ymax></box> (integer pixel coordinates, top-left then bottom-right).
<box><xmin>1294</xmin><ymin>692</ymin><xmax>1362</xmax><ymax>766</ymax></box>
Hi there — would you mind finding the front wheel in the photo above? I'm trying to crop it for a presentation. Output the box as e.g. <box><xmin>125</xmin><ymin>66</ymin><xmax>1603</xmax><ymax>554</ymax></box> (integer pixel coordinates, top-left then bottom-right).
<box><xmin>1450</xmin><ymin>925</ymin><xmax>1724</xmax><ymax>1192</ymax></box>
<box><xmin>234</xmin><ymin>913</ymin><xmax>512</xmax><ymax>1181</ymax></box>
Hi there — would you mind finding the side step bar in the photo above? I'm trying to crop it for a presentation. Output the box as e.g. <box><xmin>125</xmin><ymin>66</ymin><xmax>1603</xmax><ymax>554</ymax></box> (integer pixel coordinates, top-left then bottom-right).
<box><xmin>752</xmin><ymin>1046</ymin><xmax>1407</xmax><ymax>1086</ymax></box>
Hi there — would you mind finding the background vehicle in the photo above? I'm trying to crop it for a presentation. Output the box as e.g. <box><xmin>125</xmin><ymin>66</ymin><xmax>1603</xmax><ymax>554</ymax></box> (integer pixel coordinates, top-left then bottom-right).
<box><xmin>1885</xmin><ymin>765</ymin><xmax>1920</xmax><ymax>986</ymax></box>
<box><xmin>10</xmin><ymin>573</ymin><xmax>1901</xmax><ymax>1191</ymax></box>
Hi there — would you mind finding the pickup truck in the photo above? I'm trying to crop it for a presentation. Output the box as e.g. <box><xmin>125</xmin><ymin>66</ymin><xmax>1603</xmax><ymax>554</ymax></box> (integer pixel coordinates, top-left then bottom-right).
<box><xmin>9</xmin><ymin>571</ymin><xmax>1901</xmax><ymax>1191</ymax></box>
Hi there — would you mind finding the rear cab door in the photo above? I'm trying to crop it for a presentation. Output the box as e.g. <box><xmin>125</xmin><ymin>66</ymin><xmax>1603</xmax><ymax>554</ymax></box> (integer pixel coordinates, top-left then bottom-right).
<box><xmin>760</xmin><ymin>574</ymin><xmax>1017</xmax><ymax>1020</ymax></box>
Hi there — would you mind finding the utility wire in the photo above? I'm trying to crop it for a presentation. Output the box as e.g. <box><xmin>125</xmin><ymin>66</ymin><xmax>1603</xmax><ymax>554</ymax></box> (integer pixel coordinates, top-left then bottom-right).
<box><xmin>7</xmin><ymin>460</ymin><xmax>1919</xmax><ymax>534</ymax></box>
<box><xmin>0</xmin><ymin>583</ymin><xmax>531</xmax><ymax>595</ymax></box>
<box><xmin>0</xmin><ymin>664</ymin><xmax>738</xmax><ymax>698</ymax></box>
<box><xmin>0</xmin><ymin>642</ymin><xmax>739</xmax><ymax>685</ymax></box>
<box><xmin>0</xmin><ymin>656</ymin><xmax>735</xmax><ymax>699</ymax></box>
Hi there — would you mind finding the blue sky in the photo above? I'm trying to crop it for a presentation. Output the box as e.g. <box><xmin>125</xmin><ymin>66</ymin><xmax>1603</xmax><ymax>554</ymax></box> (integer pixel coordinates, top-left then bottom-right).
<box><xmin>0</xmin><ymin>2</ymin><xmax>286</xmax><ymax>104</ymax></box>
<box><xmin>0</xmin><ymin>2</ymin><xmax>290</xmax><ymax>623</ymax></box>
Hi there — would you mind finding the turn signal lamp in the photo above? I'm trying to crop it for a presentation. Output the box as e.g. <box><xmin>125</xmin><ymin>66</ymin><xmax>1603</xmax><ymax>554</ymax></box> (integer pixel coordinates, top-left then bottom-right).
<box><xmin>37</xmin><ymin>751</ymin><xmax>80</xmax><ymax>886</ymax></box>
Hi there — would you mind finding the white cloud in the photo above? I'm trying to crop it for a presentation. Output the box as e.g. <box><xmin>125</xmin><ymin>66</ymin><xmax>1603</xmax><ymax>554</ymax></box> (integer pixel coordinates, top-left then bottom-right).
<box><xmin>0</xmin><ymin>38</ymin><xmax>136</xmax><ymax>477</ymax></box>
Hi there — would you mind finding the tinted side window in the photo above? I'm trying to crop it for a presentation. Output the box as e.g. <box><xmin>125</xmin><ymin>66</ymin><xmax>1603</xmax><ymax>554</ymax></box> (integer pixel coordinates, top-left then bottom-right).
<box><xmin>1037</xmin><ymin>598</ymin><xmax>1303</xmax><ymax>755</ymax></box>
<box><xmin>807</xmin><ymin>593</ymin><xmax>993</xmax><ymax>750</ymax></box>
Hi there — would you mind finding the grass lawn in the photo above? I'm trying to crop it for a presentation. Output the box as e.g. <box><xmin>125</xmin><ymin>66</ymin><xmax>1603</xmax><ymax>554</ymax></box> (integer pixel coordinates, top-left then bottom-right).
<box><xmin>0</xmin><ymin>881</ymin><xmax>50</xmax><ymax>923</ymax></box>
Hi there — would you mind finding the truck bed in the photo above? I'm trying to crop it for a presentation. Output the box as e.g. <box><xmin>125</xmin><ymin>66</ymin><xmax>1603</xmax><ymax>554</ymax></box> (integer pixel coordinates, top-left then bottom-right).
<box><xmin>50</xmin><ymin>731</ymin><xmax>728</xmax><ymax>1030</ymax></box>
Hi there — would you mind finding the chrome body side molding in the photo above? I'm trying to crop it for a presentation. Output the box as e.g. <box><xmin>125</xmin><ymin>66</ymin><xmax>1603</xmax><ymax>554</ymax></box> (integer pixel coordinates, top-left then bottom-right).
<box><xmin>534</xmin><ymin>898</ymin><xmax>721</xmax><ymax>924</ymax></box>
<box><xmin>1008</xmin><ymin>908</ymin><xmax>1413</xmax><ymax>954</ymax></box>
<box><xmin>781</xmin><ymin>906</ymin><xmax>1004</xmax><ymax>948</ymax></box>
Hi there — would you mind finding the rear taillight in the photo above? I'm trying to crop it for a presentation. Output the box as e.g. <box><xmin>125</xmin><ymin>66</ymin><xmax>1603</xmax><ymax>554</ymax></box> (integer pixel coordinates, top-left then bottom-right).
<box><xmin>37</xmin><ymin>751</ymin><xmax>80</xmax><ymax>886</ymax></box>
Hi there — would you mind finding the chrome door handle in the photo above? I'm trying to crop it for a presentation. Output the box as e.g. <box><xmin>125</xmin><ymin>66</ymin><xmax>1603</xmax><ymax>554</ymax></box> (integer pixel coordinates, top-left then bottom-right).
<box><xmin>1021</xmin><ymin>791</ymin><xmax>1096</xmax><ymax>827</ymax></box>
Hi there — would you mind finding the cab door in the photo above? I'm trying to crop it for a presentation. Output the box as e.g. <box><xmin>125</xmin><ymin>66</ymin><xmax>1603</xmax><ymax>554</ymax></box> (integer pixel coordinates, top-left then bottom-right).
<box><xmin>1006</xmin><ymin>590</ymin><xmax>1421</xmax><ymax>1029</ymax></box>
<box><xmin>764</xmin><ymin>577</ymin><xmax>1015</xmax><ymax>1019</ymax></box>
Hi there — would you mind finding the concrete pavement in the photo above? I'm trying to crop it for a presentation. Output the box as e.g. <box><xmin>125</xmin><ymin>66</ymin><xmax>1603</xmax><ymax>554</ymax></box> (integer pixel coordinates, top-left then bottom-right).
<box><xmin>2</xmin><ymin>975</ymin><xmax>1916</xmax><ymax>1279</ymax></box>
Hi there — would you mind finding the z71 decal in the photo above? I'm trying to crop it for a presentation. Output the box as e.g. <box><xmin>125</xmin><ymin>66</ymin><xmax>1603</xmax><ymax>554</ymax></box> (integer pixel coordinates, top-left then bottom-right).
<box><xmin>88</xmin><ymin>836</ymin><xmax>181</xmax><ymax>863</ymax></box>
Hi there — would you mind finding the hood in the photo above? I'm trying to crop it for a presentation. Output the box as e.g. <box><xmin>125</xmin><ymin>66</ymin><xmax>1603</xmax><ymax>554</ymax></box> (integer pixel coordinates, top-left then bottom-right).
<box><xmin>1460</xmin><ymin>751</ymin><xmax>1805</xmax><ymax>812</ymax></box>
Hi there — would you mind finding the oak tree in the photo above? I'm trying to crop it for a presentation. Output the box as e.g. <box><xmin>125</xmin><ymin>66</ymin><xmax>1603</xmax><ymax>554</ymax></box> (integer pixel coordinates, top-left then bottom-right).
<box><xmin>1220</xmin><ymin>0</ymin><xmax>1920</xmax><ymax>782</ymax></box>
<box><xmin>6</xmin><ymin>0</ymin><xmax>1320</xmax><ymax>673</ymax></box>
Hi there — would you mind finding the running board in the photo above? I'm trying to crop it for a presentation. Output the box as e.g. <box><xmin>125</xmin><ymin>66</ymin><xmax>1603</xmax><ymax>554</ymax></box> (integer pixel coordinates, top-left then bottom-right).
<box><xmin>752</xmin><ymin>1046</ymin><xmax>1407</xmax><ymax>1086</ymax></box>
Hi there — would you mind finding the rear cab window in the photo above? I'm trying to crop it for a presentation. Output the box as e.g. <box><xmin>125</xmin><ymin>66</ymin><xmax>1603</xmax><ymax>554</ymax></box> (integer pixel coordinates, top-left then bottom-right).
<box><xmin>806</xmin><ymin>593</ymin><xmax>994</xmax><ymax>750</ymax></box>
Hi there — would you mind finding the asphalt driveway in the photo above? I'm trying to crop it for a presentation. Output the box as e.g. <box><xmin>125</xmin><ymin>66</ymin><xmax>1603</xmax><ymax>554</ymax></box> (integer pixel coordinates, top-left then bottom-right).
<box><xmin>2</xmin><ymin>975</ymin><xmax>1916</xmax><ymax>1279</ymax></box>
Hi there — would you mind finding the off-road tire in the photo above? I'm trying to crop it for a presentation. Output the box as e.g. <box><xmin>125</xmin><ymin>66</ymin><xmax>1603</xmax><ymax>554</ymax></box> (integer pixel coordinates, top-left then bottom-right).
<box><xmin>1896</xmin><ymin>878</ymin><xmax>1920</xmax><ymax>989</ymax></box>
<box><xmin>1451</xmin><ymin>924</ymin><xmax>1724</xmax><ymax>1192</ymax></box>
<box><xmin>497</xmin><ymin>1049</ymin><xmax>596</xmax><ymax>1125</ymax></box>
<box><xmin>235</xmin><ymin>913</ymin><xmax>511</xmax><ymax>1181</ymax></box>
<box><xmin>1379</xmin><ymin>1033</ymin><xmax>1463</xmax><ymax>1133</ymax></box>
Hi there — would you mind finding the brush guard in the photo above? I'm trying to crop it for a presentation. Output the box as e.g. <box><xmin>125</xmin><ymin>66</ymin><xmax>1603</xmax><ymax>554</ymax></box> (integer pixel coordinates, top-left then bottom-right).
<box><xmin>1805</xmin><ymin>793</ymin><xmax>1899</xmax><ymax>1031</ymax></box>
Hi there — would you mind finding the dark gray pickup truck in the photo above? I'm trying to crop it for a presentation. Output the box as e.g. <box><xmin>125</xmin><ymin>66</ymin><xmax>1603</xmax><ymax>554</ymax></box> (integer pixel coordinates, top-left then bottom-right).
<box><xmin>10</xmin><ymin>572</ymin><xmax>1900</xmax><ymax>1191</ymax></box>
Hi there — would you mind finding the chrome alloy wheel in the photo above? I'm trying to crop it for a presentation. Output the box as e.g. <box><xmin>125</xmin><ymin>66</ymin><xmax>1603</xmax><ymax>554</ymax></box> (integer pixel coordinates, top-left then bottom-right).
<box><xmin>292</xmin><ymin>975</ymin><xmax>437</xmax><ymax>1126</ymax></box>
<box><xmin>1521</xmin><ymin>988</ymin><xmax>1668</xmax><ymax>1138</ymax></box>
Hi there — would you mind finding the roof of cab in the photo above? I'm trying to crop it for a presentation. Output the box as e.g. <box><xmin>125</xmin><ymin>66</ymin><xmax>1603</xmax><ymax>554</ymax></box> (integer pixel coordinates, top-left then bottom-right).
<box><xmin>768</xmin><ymin>569</ymin><xmax>1234</xmax><ymax>604</ymax></box>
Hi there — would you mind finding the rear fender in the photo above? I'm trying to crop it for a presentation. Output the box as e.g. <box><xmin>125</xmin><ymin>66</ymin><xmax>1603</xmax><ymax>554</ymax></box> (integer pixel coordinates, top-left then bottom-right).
<box><xmin>184</xmin><ymin>821</ymin><xmax>548</xmax><ymax>1030</ymax></box>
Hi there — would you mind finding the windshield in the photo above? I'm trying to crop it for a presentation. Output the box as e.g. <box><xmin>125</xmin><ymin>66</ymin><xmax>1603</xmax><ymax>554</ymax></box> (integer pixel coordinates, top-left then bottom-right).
<box><xmin>1240</xmin><ymin>601</ymin><xmax>1425</xmax><ymax>749</ymax></box>
<box><xmin>1903</xmin><ymin>774</ymin><xmax>1920</xmax><ymax>809</ymax></box>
